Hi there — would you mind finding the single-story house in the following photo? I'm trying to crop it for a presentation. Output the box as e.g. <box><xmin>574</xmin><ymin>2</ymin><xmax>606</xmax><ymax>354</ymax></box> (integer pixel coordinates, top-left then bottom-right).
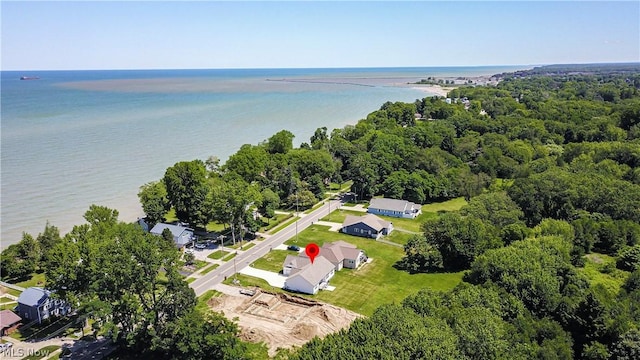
<box><xmin>367</xmin><ymin>198</ymin><xmax>422</xmax><ymax>219</ymax></box>
<box><xmin>283</xmin><ymin>256</ymin><xmax>335</xmax><ymax>295</ymax></box>
<box><xmin>342</xmin><ymin>214</ymin><xmax>393</xmax><ymax>239</ymax></box>
<box><xmin>282</xmin><ymin>254</ymin><xmax>311</xmax><ymax>276</ymax></box>
<box><xmin>0</xmin><ymin>310</ymin><xmax>21</xmax><ymax>336</ymax></box>
<box><xmin>321</xmin><ymin>241</ymin><xmax>367</xmax><ymax>270</ymax></box>
<box><xmin>16</xmin><ymin>287</ymin><xmax>71</xmax><ymax>324</ymax></box>
<box><xmin>150</xmin><ymin>223</ymin><xmax>195</xmax><ymax>249</ymax></box>
<box><xmin>330</xmin><ymin>241</ymin><xmax>368</xmax><ymax>269</ymax></box>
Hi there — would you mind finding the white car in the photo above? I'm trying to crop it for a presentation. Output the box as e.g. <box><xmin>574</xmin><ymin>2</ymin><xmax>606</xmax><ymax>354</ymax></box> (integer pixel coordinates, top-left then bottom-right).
<box><xmin>194</xmin><ymin>243</ymin><xmax>207</xmax><ymax>249</ymax></box>
<box><xmin>0</xmin><ymin>343</ymin><xmax>14</xmax><ymax>351</ymax></box>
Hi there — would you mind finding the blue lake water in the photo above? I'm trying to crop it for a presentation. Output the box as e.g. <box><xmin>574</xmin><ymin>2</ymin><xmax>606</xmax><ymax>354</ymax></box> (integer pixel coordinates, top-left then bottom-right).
<box><xmin>1</xmin><ymin>66</ymin><xmax>523</xmax><ymax>246</ymax></box>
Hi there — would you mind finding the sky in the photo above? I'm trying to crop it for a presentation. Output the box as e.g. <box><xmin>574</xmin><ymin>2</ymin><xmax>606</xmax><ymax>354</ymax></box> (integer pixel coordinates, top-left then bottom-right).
<box><xmin>1</xmin><ymin>1</ymin><xmax>639</xmax><ymax>71</ymax></box>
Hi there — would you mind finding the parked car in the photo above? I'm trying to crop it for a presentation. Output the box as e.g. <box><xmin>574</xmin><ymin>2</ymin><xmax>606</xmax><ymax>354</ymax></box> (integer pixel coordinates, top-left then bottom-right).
<box><xmin>194</xmin><ymin>243</ymin><xmax>207</xmax><ymax>249</ymax></box>
<box><xmin>287</xmin><ymin>245</ymin><xmax>300</xmax><ymax>251</ymax></box>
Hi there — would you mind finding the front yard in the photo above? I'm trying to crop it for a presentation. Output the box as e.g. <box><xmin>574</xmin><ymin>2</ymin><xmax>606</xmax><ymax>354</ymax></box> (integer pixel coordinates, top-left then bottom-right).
<box><xmin>251</xmin><ymin>250</ymin><xmax>296</xmax><ymax>273</ymax></box>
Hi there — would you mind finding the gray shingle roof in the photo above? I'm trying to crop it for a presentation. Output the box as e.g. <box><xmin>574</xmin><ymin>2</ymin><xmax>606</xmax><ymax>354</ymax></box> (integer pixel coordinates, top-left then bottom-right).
<box><xmin>369</xmin><ymin>198</ymin><xmax>418</xmax><ymax>213</ymax></box>
<box><xmin>342</xmin><ymin>214</ymin><xmax>391</xmax><ymax>231</ymax></box>
<box><xmin>288</xmin><ymin>256</ymin><xmax>334</xmax><ymax>286</ymax></box>
<box><xmin>17</xmin><ymin>287</ymin><xmax>50</xmax><ymax>307</ymax></box>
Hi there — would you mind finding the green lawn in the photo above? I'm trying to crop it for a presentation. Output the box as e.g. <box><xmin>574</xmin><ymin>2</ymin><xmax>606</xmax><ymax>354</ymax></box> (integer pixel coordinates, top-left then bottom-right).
<box><xmin>196</xmin><ymin>290</ymin><xmax>223</xmax><ymax>312</ymax></box>
<box><xmin>242</xmin><ymin>242</ymin><xmax>256</xmax><ymax>251</ymax></box>
<box><xmin>0</xmin><ymin>286</ymin><xmax>22</xmax><ymax>297</ymax></box>
<box><xmin>268</xmin><ymin>216</ymin><xmax>300</xmax><ymax>234</ymax></box>
<box><xmin>251</xmin><ymin>250</ymin><xmax>293</xmax><ymax>273</ymax></box>
<box><xmin>199</xmin><ymin>263</ymin><xmax>220</xmax><ymax>275</ymax></box>
<box><xmin>205</xmin><ymin>221</ymin><xmax>227</xmax><ymax>232</ymax></box>
<box><xmin>15</xmin><ymin>272</ymin><xmax>46</xmax><ymax>289</ymax></box>
<box><xmin>320</xmin><ymin>209</ymin><xmax>365</xmax><ymax>223</ymax></box>
<box><xmin>282</xmin><ymin>225</ymin><xmax>464</xmax><ymax>316</ymax></box>
<box><xmin>223</xmin><ymin>274</ymin><xmax>284</xmax><ymax>294</ymax></box>
<box><xmin>579</xmin><ymin>253</ymin><xmax>629</xmax><ymax>295</ymax></box>
<box><xmin>223</xmin><ymin>252</ymin><xmax>237</xmax><ymax>261</ymax></box>
<box><xmin>385</xmin><ymin>230</ymin><xmax>414</xmax><ymax>246</ymax></box>
<box><xmin>1</xmin><ymin>303</ymin><xmax>17</xmax><ymax>311</ymax></box>
<box><xmin>21</xmin><ymin>345</ymin><xmax>60</xmax><ymax>360</ymax></box>
<box><xmin>207</xmin><ymin>250</ymin><xmax>231</xmax><ymax>260</ymax></box>
<box><xmin>421</xmin><ymin>197</ymin><xmax>468</xmax><ymax>213</ymax></box>
<box><xmin>259</xmin><ymin>213</ymin><xmax>292</xmax><ymax>232</ymax></box>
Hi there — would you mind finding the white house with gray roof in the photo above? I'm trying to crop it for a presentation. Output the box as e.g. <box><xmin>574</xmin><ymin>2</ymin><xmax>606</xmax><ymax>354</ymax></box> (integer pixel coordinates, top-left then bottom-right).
<box><xmin>367</xmin><ymin>198</ymin><xmax>421</xmax><ymax>219</ymax></box>
<box><xmin>150</xmin><ymin>223</ymin><xmax>195</xmax><ymax>249</ymax></box>
<box><xmin>283</xmin><ymin>256</ymin><xmax>335</xmax><ymax>295</ymax></box>
<box><xmin>342</xmin><ymin>214</ymin><xmax>393</xmax><ymax>239</ymax></box>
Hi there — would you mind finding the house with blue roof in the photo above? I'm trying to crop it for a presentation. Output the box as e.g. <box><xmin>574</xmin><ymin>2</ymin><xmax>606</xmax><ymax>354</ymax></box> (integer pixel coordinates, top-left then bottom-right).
<box><xmin>150</xmin><ymin>223</ymin><xmax>195</xmax><ymax>249</ymax></box>
<box><xmin>16</xmin><ymin>287</ymin><xmax>71</xmax><ymax>324</ymax></box>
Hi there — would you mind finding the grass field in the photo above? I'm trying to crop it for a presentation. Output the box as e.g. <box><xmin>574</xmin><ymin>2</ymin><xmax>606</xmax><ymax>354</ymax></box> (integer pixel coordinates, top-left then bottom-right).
<box><xmin>15</xmin><ymin>272</ymin><xmax>46</xmax><ymax>289</ymax></box>
<box><xmin>320</xmin><ymin>209</ymin><xmax>365</xmax><ymax>223</ymax></box>
<box><xmin>421</xmin><ymin>197</ymin><xmax>468</xmax><ymax>213</ymax></box>
<box><xmin>268</xmin><ymin>216</ymin><xmax>300</xmax><ymax>234</ymax></box>
<box><xmin>207</xmin><ymin>250</ymin><xmax>231</xmax><ymax>260</ymax></box>
<box><xmin>251</xmin><ymin>250</ymin><xmax>294</xmax><ymax>273</ymax></box>
<box><xmin>280</xmin><ymin>224</ymin><xmax>463</xmax><ymax>316</ymax></box>
<box><xmin>259</xmin><ymin>213</ymin><xmax>292</xmax><ymax>232</ymax></box>
<box><xmin>385</xmin><ymin>230</ymin><xmax>414</xmax><ymax>245</ymax></box>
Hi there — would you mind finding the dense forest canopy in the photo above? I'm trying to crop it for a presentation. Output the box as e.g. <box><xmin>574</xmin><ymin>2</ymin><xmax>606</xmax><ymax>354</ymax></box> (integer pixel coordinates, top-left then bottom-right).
<box><xmin>2</xmin><ymin>64</ymin><xmax>640</xmax><ymax>359</ymax></box>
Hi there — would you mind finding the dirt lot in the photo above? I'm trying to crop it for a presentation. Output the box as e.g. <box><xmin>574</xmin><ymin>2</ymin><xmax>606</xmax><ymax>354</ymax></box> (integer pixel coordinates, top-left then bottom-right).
<box><xmin>207</xmin><ymin>290</ymin><xmax>361</xmax><ymax>356</ymax></box>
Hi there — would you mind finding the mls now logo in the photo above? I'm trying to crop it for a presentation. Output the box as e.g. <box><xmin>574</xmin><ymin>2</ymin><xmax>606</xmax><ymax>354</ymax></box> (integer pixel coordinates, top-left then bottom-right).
<box><xmin>1</xmin><ymin>347</ymin><xmax>53</xmax><ymax>358</ymax></box>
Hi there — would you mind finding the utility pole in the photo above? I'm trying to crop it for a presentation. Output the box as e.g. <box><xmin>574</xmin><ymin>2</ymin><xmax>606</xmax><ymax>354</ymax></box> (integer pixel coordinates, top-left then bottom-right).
<box><xmin>295</xmin><ymin>190</ymin><xmax>299</xmax><ymax>243</ymax></box>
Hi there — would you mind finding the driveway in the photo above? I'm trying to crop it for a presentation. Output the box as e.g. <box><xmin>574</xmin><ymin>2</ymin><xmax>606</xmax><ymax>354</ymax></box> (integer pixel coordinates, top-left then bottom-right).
<box><xmin>238</xmin><ymin>267</ymin><xmax>286</xmax><ymax>288</ymax></box>
<box><xmin>190</xmin><ymin>199</ymin><xmax>343</xmax><ymax>296</ymax></box>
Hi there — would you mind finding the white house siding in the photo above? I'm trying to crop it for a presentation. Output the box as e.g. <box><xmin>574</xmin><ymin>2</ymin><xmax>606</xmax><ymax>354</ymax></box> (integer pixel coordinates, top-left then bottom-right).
<box><xmin>285</xmin><ymin>276</ymin><xmax>317</xmax><ymax>295</ymax></box>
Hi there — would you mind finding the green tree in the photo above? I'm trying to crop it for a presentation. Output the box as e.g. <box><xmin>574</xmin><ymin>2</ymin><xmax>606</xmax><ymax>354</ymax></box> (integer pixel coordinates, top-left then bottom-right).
<box><xmin>258</xmin><ymin>188</ymin><xmax>280</xmax><ymax>221</ymax></box>
<box><xmin>423</xmin><ymin>213</ymin><xmax>501</xmax><ymax>270</ymax></box>
<box><xmin>163</xmin><ymin>160</ymin><xmax>208</xmax><ymax>225</ymax></box>
<box><xmin>266</xmin><ymin>130</ymin><xmax>295</xmax><ymax>154</ymax></box>
<box><xmin>397</xmin><ymin>235</ymin><xmax>443</xmax><ymax>273</ymax></box>
<box><xmin>138</xmin><ymin>181</ymin><xmax>171</xmax><ymax>225</ymax></box>
<box><xmin>45</xmin><ymin>210</ymin><xmax>198</xmax><ymax>352</ymax></box>
<box><xmin>224</xmin><ymin>144</ymin><xmax>268</xmax><ymax>182</ymax></box>
<box><xmin>460</xmin><ymin>191</ymin><xmax>524</xmax><ymax>228</ymax></box>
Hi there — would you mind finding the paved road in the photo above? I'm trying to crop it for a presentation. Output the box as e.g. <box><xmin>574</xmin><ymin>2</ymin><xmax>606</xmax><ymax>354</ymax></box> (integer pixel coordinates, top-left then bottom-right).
<box><xmin>190</xmin><ymin>199</ymin><xmax>342</xmax><ymax>296</ymax></box>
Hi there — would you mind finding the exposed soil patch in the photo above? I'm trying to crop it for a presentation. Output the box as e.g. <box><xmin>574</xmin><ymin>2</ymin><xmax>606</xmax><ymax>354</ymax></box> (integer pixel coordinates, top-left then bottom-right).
<box><xmin>208</xmin><ymin>289</ymin><xmax>361</xmax><ymax>356</ymax></box>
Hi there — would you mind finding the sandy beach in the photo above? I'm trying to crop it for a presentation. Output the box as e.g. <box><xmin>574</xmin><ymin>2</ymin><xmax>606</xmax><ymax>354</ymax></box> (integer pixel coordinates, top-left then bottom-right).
<box><xmin>410</xmin><ymin>84</ymin><xmax>454</xmax><ymax>97</ymax></box>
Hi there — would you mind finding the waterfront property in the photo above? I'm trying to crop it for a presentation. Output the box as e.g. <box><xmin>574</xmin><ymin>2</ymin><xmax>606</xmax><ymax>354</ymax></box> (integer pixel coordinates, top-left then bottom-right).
<box><xmin>367</xmin><ymin>198</ymin><xmax>421</xmax><ymax>219</ymax></box>
<box><xmin>16</xmin><ymin>287</ymin><xmax>71</xmax><ymax>324</ymax></box>
<box><xmin>150</xmin><ymin>223</ymin><xmax>195</xmax><ymax>249</ymax></box>
<box><xmin>341</xmin><ymin>214</ymin><xmax>393</xmax><ymax>239</ymax></box>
